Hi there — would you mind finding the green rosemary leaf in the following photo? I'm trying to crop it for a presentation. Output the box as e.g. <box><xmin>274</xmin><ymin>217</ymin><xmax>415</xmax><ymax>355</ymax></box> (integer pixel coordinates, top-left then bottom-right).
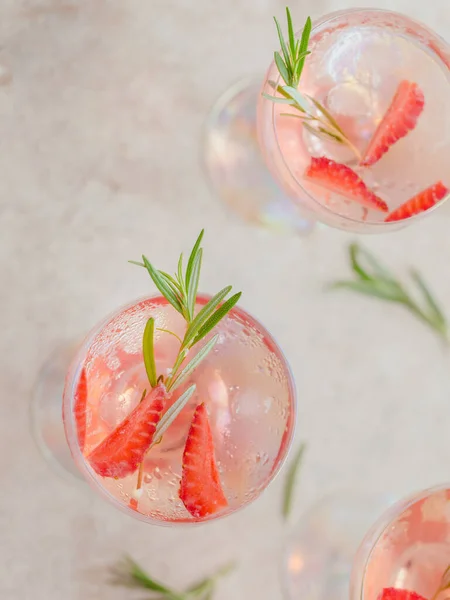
<box><xmin>302</xmin><ymin>122</ymin><xmax>343</xmax><ymax>143</ymax></box>
<box><xmin>330</xmin><ymin>243</ymin><xmax>449</xmax><ymax>343</ymax></box>
<box><xmin>317</xmin><ymin>127</ymin><xmax>344</xmax><ymax>143</ymax></box>
<box><xmin>187</xmin><ymin>563</ymin><xmax>236</xmax><ymax>596</ymax></box>
<box><xmin>192</xmin><ymin>292</ymin><xmax>242</xmax><ymax>345</ymax></box>
<box><xmin>143</xmin><ymin>318</ymin><xmax>157</xmax><ymax>388</ymax></box>
<box><xmin>283</xmin><ymin>443</ymin><xmax>306</xmax><ymax>519</ymax></box>
<box><xmin>128</xmin><ymin>259</ymin><xmax>145</xmax><ymax>267</ymax></box>
<box><xmin>273</xmin><ymin>16</ymin><xmax>291</xmax><ymax>75</ymax></box>
<box><xmin>280</xmin><ymin>112</ymin><xmax>309</xmax><ymax>120</ymax></box>
<box><xmin>262</xmin><ymin>92</ymin><xmax>296</xmax><ymax>105</ymax></box>
<box><xmin>151</xmin><ymin>384</ymin><xmax>197</xmax><ymax>445</ymax></box>
<box><xmin>157</xmin><ymin>327</ymin><xmax>183</xmax><ymax>344</ymax></box>
<box><xmin>183</xmin><ymin>286</ymin><xmax>233</xmax><ymax>349</ymax></box>
<box><xmin>111</xmin><ymin>556</ymin><xmax>180</xmax><ymax>598</ymax></box>
<box><xmin>286</xmin><ymin>7</ymin><xmax>296</xmax><ymax>58</ymax></box>
<box><xmin>349</xmin><ymin>243</ymin><xmax>372</xmax><ymax>281</ymax></box>
<box><xmin>410</xmin><ymin>269</ymin><xmax>447</xmax><ymax>328</ymax></box>
<box><xmin>168</xmin><ymin>335</ymin><xmax>218</xmax><ymax>392</ymax></box>
<box><xmin>159</xmin><ymin>272</ymin><xmax>184</xmax><ymax>301</ymax></box>
<box><xmin>177</xmin><ymin>254</ymin><xmax>185</xmax><ymax>290</ymax></box>
<box><xmin>186</xmin><ymin>229</ymin><xmax>204</xmax><ymax>290</ymax></box>
<box><xmin>307</xmin><ymin>94</ymin><xmax>346</xmax><ymax>137</ymax></box>
<box><xmin>267</xmin><ymin>80</ymin><xmax>290</xmax><ymax>97</ymax></box>
<box><xmin>160</xmin><ymin>270</ymin><xmax>183</xmax><ymax>293</ymax></box>
<box><xmin>330</xmin><ymin>280</ymin><xmax>405</xmax><ymax>303</ymax></box>
<box><xmin>350</xmin><ymin>244</ymin><xmax>396</xmax><ymax>282</ymax></box>
<box><xmin>187</xmin><ymin>248</ymin><xmax>203</xmax><ymax>321</ymax></box>
<box><xmin>282</xmin><ymin>85</ymin><xmax>311</xmax><ymax>112</ymax></box>
<box><xmin>274</xmin><ymin>52</ymin><xmax>290</xmax><ymax>87</ymax></box>
<box><xmin>295</xmin><ymin>16</ymin><xmax>312</xmax><ymax>81</ymax></box>
<box><xmin>142</xmin><ymin>256</ymin><xmax>184</xmax><ymax>315</ymax></box>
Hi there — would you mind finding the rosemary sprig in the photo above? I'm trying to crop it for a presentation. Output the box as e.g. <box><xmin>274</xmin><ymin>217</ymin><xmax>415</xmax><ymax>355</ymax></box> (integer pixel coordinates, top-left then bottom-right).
<box><xmin>329</xmin><ymin>243</ymin><xmax>448</xmax><ymax>342</ymax></box>
<box><xmin>131</xmin><ymin>230</ymin><xmax>242</xmax><ymax>393</ymax></box>
<box><xmin>263</xmin><ymin>7</ymin><xmax>361</xmax><ymax>160</ymax></box>
<box><xmin>282</xmin><ymin>442</ymin><xmax>306</xmax><ymax>520</ymax></box>
<box><xmin>129</xmin><ymin>231</ymin><xmax>242</xmax><ymax>504</ymax></box>
<box><xmin>110</xmin><ymin>556</ymin><xmax>235</xmax><ymax>600</ymax></box>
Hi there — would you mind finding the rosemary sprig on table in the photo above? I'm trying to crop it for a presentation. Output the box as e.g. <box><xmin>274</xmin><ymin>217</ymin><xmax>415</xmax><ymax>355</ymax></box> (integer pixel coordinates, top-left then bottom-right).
<box><xmin>110</xmin><ymin>556</ymin><xmax>235</xmax><ymax>600</ymax></box>
<box><xmin>263</xmin><ymin>7</ymin><xmax>361</xmax><ymax>160</ymax></box>
<box><xmin>329</xmin><ymin>243</ymin><xmax>448</xmax><ymax>342</ymax></box>
<box><xmin>282</xmin><ymin>443</ymin><xmax>306</xmax><ymax>520</ymax></box>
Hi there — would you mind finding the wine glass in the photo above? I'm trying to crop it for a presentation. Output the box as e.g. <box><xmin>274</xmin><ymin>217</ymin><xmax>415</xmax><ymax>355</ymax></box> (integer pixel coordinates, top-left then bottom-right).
<box><xmin>203</xmin><ymin>9</ymin><xmax>450</xmax><ymax>235</ymax></box>
<box><xmin>32</xmin><ymin>293</ymin><xmax>296</xmax><ymax>525</ymax></box>
<box><xmin>282</xmin><ymin>485</ymin><xmax>450</xmax><ymax>600</ymax></box>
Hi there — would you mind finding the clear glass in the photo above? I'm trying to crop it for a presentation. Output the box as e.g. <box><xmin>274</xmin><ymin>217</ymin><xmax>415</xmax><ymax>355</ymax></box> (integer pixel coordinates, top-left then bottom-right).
<box><xmin>282</xmin><ymin>485</ymin><xmax>450</xmax><ymax>600</ymax></box>
<box><xmin>63</xmin><ymin>294</ymin><xmax>297</xmax><ymax>525</ymax></box>
<box><xmin>351</xmin><ymin>484</ymin><xmax>450</xmax><ymax>600</ymax></box>
<box><xmin>204</xmin><ymin>9</ymin><xmax>450</xmax><ymax>233</ymax></box>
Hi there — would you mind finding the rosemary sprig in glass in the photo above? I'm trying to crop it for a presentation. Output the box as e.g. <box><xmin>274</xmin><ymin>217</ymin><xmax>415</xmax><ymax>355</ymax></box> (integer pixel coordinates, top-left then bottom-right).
<box><xmin>129</xmin><ymin>230</ymin><xmax>242</xmax><ymax>500</ymax></box>
<box><xmin>110</xmin><ymin>555</ymin><xmax>235</xmax><ymax>600</ymax></box>
<box><xmin>329</xmin><ymin>243</ymin><xmax>448</xmax><ymax>342</ymax></box>
<box><xmin>131</xmin><ymin>230</ymin><xmax>242</xmax><ymax>394</ymax></box>
<box><xmin>263</xmin><ymin>7</ymin><xmax>361</xmax><ymax>160</ymax></box>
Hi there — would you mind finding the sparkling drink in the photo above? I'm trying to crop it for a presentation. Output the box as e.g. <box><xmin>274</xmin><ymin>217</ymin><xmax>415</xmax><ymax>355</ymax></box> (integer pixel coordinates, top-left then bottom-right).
<box><xmin>353</xmin><ymin>486</ymin><xmax>450</xmax><ymax>600</ymax></box>
<box><xmin>63</xmin><ymin>295</ymin><xmax>296</xmax><ymax>524</ymax></box>
<box><xmin>258</xmin><ymin>9</ymin><xmax>450</xmax><ymax>232</ymax></box>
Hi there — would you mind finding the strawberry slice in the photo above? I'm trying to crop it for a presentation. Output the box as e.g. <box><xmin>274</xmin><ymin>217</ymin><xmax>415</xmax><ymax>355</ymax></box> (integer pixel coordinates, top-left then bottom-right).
<box><xmin>361</xmin><ymin>81</ymin><xmax>425</xmax><ymax>166</ymax></box>
<box><xmin>179</xmin><ymin>403</ymin><xmax>228</xmax><ymax>518</ymax></box>
<box><xmin>88</xmin><ymin>383</ymin><xmax>167</xmax><ymax>478</ymax></box>
<box><xmin>378</xmin><ymin>588</ymin><xmax>428</xmax><ymax>600</ymax></box>
<box><xmin>385</xmin><ymin>181</ymin><xmax>449</xmax><ymax>222</ymax></box>
<box><xmin>305</xmin><ymin>157</ymin><xmax>388</xmax><ymax>213</ymax></box>
<box><xmin>74</xmin><ymin>367</ymin><xmax>88</xmax><ymax>452</ymax></box>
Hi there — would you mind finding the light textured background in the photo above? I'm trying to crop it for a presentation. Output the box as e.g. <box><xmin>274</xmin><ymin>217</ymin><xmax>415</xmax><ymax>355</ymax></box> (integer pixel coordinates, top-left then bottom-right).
<box><xmin>2</xmin><ymin>1</ymin><xmax>450</xmax><ymax>598</ymax></box>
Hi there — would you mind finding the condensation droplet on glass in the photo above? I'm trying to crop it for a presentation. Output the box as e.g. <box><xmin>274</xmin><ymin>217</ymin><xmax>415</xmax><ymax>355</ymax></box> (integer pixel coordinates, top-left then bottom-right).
<box><xmin>154</xmin><ymin>467</ymin><xmax>163</xmax><ymax>480</ymax></box>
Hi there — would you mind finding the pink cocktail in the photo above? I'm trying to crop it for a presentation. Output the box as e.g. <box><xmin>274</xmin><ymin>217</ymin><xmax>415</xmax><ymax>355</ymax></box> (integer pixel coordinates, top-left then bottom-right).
<box><xmin>203</xmin><ymin>9</ymin><xmax>450</xmax><ymax>234</ymax></box>
<box><xmin>63</xmin><ymin>294</ymin><xmax>296</xmax><ymax>524</ymax></box>
<box><xmin>258</xmin><ymin>9</ymin><xmax>450</xmax><ymax>232</ymax></box>
<box><xmin>353</xmin><ymin>486</ymin><xmax>450</xmax><ymax>600</ymax></box>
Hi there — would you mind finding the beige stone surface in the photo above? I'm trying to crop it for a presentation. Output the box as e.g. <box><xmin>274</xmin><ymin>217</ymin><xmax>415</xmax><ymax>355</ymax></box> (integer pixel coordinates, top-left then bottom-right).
<box><xmin>2</xmin><ymin>1</ymin><xmax>450</xmax><ymax>599</ymax></box>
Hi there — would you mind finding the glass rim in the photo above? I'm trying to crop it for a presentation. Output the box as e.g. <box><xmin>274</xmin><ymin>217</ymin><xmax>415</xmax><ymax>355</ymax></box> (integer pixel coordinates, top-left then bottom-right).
<box><xmin>268</xmin><ymin>7</ymin><xmax>450</xmax><ymax>229</ymax></box>
<box><xmin>351</xmin><ymin>481</ymin><xmax>450</xmax><ymax>600</ymax></box>
<box><xmin>63</xmin><ymin>292</ymin><xmax>298</xmax><ymax>526</ymax></box>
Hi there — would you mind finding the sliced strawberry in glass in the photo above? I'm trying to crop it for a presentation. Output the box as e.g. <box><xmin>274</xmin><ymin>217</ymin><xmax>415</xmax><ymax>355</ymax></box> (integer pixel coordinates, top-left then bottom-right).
<box><xmin>179</xmin><ymin>403</ymin><xmax>228</xmax><ymax>518</ymax></box>
<box><xmin>305</xmin><ymin>157</ymin><xmax>388</xmax><ymax>213</ymax></box>
<box><xmin>361</xmin><ymin>80</ymin><xmax>425</xmax><ymax>167</ymax></box>
<box><xmin>74</xmin><ymin>367</ymin><xmax>88</xmax><ymax>452</ymax></box>
<box><xmin>385</xmin><ymin>181</ymin><xmax>449</xmax><ymax>222</ymax></box>
<box><xmin>87</xmin><ymin>383</ymin><xmax>167</xmax><ymax>478</ymax></box>
<box><xmin>378</xmin><ymin>588</ymin><xmax>428</xmax><ymax>600</ymax></box>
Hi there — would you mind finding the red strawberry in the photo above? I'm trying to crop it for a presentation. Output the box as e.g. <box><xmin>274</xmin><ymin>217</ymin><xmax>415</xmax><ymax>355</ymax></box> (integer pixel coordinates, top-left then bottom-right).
<box><xmin>179</xmin><ymin>403</ymin><xmax>228</xmax><ymax>518</ymax></box>
<box><xmin>378</xmin><ymin>588</ymin><xmax>427</xmax><ymax>600</ymax></box>
<box><xmin>305</xmin><ymin>157</ymin><xmax>388</xmax><ymax>213</ymax></box>
<box><xmin>385</xmin><ymin>181</ymin><xmax>449</xmax><ymax>222</ymax></box>
<box><xmin>361</xmin><ymin>81</ymin><xmax>425</xmax><ymax>166</ymax></box>
<box><xmin>88</xmin><ymin>383</ymin><xmax>167</xmax><ymax>478</ymax></box>
<box><xmin>74</xmin><ymin>367</ymin><xmax>88</xmax><ymax>452</ymax></box>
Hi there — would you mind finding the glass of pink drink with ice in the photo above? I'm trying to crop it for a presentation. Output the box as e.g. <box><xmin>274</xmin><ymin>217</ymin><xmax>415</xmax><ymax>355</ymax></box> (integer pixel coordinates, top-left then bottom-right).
<box><xmin>282</xmin><ymin>486</ymin><xmax>450</xmax><ymax>600</ymax></box>
<box><xmin>62</xmin><ymin>232</ymin><xmax>296</xmax><ymax>525</ymax></box>
<box><xmin>204</xmin><ymin>9</ymin><xmax>450</xmax><ymax>234</ymax></box>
